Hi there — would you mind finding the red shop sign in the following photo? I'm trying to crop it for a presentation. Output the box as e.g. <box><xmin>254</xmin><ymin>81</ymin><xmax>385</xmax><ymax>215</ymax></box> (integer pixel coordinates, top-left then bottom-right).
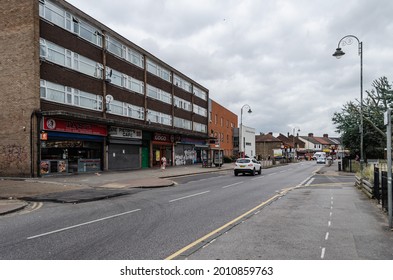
<box><xmin>43</xmin><ymin>117</ymin><xmax>107</xmax><ymax>136</ymax></box>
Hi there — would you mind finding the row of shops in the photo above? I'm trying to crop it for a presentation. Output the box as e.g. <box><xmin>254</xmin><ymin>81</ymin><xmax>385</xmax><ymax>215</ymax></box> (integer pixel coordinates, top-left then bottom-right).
<box><xmin>39</xmin><ymin>117</ymin><xmax>210</xmax><ymax>175</ymax></box>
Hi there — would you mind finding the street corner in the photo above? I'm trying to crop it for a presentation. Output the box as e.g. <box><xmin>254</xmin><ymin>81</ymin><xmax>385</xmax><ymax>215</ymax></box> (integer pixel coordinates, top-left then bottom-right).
<box><xmin>0</xmin><ymin>199</ymin><xmax>28</xmax><ymax>215</ymax></box>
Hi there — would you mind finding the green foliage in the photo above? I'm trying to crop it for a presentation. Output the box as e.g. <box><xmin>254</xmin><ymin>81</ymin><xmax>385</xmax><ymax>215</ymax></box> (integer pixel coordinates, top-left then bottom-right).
<box><xmin>332</xmin><ymin>76</ymin><xmax>393</xmax><ymax>159</ymax></box>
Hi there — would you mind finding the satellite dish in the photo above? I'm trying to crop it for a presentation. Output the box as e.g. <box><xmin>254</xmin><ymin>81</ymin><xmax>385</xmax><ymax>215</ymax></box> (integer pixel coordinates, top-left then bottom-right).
<box><xmin>105</xmin><ymin>95</ymin><xmax>113</xmax><ymax>103</ymax></box>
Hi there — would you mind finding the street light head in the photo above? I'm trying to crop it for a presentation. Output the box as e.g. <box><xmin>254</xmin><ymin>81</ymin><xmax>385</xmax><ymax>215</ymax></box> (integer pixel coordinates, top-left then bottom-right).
<box><xmin>247</xmin><ymin>108</ymin><xmax>252</xmax><ymax>114</ymax></box>
<box><xmin>332</xmin><ymin>48</ymin><xmax>345</xmax><ymax>59</ymax></box>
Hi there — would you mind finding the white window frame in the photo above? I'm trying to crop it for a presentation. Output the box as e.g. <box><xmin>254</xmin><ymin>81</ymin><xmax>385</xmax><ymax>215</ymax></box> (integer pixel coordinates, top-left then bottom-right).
<box><xmin>39</xmin><ymin>0</ymin><xmax>102</xmax><ymax>47</ymax></box>
<box><xmin>39</xmin><ymin>38</ymin><xmax>103</xmax><ymax>79</ymax></box>
<box><xmin>40</xmin><ymin>80</ymin><xmax>103</xmax><ymax>111</ymax></box>
<box><xmin>174</xmin><ymin>96</ymin><xmax>192</xmax><ymax>111</ymax></box>
<box><xmin>147</xmin><ymin>109</ymin><xmax>172</xmax><ymax>126</ymax></box>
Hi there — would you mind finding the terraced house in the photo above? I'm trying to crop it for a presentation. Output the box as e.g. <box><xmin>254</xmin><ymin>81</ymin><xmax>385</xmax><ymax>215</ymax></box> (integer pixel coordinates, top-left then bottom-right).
<box><xmin>0</xmin><ymin>0</ymin><xmax>209</xmax><ymax>177</ymax></box>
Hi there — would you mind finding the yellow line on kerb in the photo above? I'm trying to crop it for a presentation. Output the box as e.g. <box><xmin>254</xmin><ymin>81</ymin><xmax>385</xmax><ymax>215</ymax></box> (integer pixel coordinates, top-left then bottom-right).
<box><xmin>165</xmin><ymin>189</ymin><xmax>291</xmax><ymax>260</ymax></box>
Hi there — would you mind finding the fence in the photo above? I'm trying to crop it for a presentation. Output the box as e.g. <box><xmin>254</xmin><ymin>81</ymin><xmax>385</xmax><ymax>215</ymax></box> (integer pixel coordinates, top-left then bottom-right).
<box><xmin>369</xmin><ymin>164</ymin><xmax>390</xmax><ymax>212</ymax></box>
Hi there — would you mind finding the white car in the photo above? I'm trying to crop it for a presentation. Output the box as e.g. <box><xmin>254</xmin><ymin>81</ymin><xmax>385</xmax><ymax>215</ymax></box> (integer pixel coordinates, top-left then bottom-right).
<box><xmin>317</xmin><ymin>157</ymin><xmax>326</xmax><ymax>164</ymax></box>
<box><xmin>234</xmin><ymin>158</ymin><xmax>262</xmax><ymax>176</ymax></box>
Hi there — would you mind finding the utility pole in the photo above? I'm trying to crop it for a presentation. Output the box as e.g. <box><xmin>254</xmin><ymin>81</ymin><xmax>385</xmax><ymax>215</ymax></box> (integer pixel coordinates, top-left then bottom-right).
<box><xmin>385</xmin><ymin>109</ymin><xmax>392</xmax><ymax>228</ymax></box>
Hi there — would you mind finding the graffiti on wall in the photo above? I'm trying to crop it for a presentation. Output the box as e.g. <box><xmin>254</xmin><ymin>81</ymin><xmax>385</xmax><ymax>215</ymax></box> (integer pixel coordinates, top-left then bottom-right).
<box><xmin>0</xmin><ymin>144</ymin><xmax>28</xmax><ymax>174</ymax></box>
<box><xmin>175</xmin><ymin>149</ymin><xmax>196</xmax><ymax>166</ymax></box>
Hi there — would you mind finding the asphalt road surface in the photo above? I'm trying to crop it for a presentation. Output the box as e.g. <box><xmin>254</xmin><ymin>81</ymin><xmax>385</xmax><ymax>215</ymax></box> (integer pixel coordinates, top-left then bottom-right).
<box><xmin>3</xmin><ymin>161</ymin><xmax>386</xmax><ymax>260</ymax></box>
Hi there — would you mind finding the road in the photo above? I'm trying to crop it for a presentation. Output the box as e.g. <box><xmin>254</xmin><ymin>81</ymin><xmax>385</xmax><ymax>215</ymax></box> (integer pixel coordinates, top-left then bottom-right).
<box><xmin>0</xmin><ymin>161</ymin><xmax>355</xmax><ymax>259</ymax></box>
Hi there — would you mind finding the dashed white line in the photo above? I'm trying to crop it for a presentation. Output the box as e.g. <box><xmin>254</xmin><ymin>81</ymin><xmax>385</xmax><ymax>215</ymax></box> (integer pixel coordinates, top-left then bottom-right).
<box><xmin>222</xmin><ymin>182</ymin><xmax>243</xmax><ymax>189</ymax></box>
<box><xmin>328</xmin><ymin>221</ymin><xmax>331</xmax><ymax>227</ymax></box>
<box><xmin>325</xmin><ymin>232</ymin><xmax>329</xmax><ymax>240</ymax></box>
<box><xmin>321</xmin><ymin>247</ymin><xmax>326</xmax><ymax>259</ymax></box>
<box><xmin>27</xmin><ymin>208</ymin><xmax>141</xmax><ymax>240</ymax></box>
<box><xmin>169</xmin><ymin>191</ymin><xmax>210</xmax><ymax>203</ymax></box>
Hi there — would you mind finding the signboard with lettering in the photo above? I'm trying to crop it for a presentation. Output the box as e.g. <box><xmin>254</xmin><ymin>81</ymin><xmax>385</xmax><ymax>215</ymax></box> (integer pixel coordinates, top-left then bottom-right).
<box><xmin>109</xmin><ymin>127</ymin><xmax>142</xmax><ymax>139</ymax></box>
<box><xmin>153</xmin><ymin>133</ymin><xmax>173</xmax><ymax>143</ymax></box>
<box><xmin>43</xmin><ymin>117</ymin><xmax>107</xmax><ymax>136</ymax></box>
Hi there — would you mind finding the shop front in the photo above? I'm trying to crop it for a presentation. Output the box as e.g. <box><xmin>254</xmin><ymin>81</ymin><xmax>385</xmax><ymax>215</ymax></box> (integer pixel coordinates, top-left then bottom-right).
<box><xmin>40</xmin><ymin>117</ymin><xmax>106</xmax><ymax>175</ymax></box>
<box><xmin>175</xmin><ymin>137</ymin><xmax>209</xmax><ymax>166</ymax></box>
<box><xmin>152</xmin><ymin>133</ymin><xmax>175</xmax><ymax>167</ymax></box>
<box><xmin>108</xmin><ymin>126</ymin><xmax>142</xmax><ymax>170</ymax></box>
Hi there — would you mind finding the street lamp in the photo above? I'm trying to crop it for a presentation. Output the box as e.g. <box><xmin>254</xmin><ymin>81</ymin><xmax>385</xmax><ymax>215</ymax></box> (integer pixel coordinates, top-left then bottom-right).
<box><xmin>240</xmin><ymin>104</ymin><xmax>252</xmax><ymax>157</ymax></box>
<box><xmin>332</xmin><ymin>35</ymin><xmax>364</xmax><ymax>178</ymax></box>
<box><xmin>292</xmin><ymin>127</ymin><xmax>300</xmax><ymax>160</ymax></box>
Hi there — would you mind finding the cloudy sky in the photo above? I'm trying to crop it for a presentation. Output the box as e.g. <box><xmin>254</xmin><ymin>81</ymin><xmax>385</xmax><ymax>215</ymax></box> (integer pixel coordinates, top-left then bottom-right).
<box><xmin>67</xmin><ymin>0</ymin><xmax>393</xmax><ymax>137</ymax></box>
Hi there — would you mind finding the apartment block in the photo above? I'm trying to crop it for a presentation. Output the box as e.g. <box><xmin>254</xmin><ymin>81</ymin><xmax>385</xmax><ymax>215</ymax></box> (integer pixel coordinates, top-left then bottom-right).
<box><xmin>0</xmin><ymin>0</ymin><xmax>209</xmax><ymax>177</ymax></box>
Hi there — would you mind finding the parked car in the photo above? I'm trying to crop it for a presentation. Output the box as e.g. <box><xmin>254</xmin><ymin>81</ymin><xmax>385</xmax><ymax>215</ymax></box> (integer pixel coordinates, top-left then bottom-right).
<box><xmin>317</xmin><ymin>157</ymin><xmax>326</xmax><ymax>164</ymax></box>
<box><xmin>234</xmin><ymin>158</ymin><xmax>262</xmax><ymax>176</ymax></box>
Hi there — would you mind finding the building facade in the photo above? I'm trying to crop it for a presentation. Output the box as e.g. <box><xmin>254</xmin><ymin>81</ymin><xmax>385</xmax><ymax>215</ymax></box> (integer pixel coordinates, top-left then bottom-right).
<box><xmin>240</xmin><ymin>125</ymin><xmax>256</xmax><ymax>158</ymax></box>
<box><xmin>255</xmin><ymin>133</ymin><xmax>282</xmax><ymax>160</ymax></box>
<box><xmin>207</xmin><ymin>99</ymin><xmax>237</xmax><ymax>165</ymax></box>
<box><xmin>0</xmin><ymin>0</ymin><xmax>209</xmax><ymax>177</ymax></box>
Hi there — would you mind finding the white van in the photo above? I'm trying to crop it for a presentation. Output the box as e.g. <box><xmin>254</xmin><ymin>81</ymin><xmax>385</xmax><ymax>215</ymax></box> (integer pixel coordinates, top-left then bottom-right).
<box><xmin>312</xmin><ymin>152</ymin><xmax>326</xmax><ymax>160</ymax></box>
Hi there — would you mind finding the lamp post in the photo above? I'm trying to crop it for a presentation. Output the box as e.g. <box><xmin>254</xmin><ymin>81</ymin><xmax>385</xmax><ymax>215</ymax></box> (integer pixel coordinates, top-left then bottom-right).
<box><xmin>332</xmin><ymin>35</ymin><xmax>364</xmax><ymax>179</ymax></box>
<box><xmin>292</xmin><ymin>127</ymin><xmax>300</xmax><ymax>160</ymax></box>
<box><xmin>240</xmin><ymin>104</ymin><xmax>252</xmax><ymax>157</ymax></box>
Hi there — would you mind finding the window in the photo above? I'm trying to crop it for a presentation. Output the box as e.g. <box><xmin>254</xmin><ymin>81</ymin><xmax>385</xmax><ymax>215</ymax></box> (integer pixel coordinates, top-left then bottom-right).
<box><xmin>147</xmin><ymin>109</ymin><xmax>172</xmax><ymax>126</ymax></box>
<box><xmin>39</xmin><ymin>0</ymin><xmax>102</xmax><ymax>47</ymax></box>
<box><xmin>147</xmin><ymin>85</ymin><xmax>172</xmax><ymax>105</ymax></box>
<box><xmin>193</xmin><ymin>86</ymin><xmax>207</xmax><ymax>101</ymax></box>
<box><xmin>39</xmin><ymin>39</ymin><xmax>103</xmax><ymax>79</ymax></box>
<box><xmin>108</xmin><ymin>100</ymin><xmax>144</xmax><ymax>120</ymax></box>
<box><xmin>193</xmin><ymin>104</ymin><xmax>207</xmax><ymax>117</ymax></box>
<box><xmin>193</xmin><ymin>122</ymin><xmax>207</xmax><ymax>133</ymax></box>
<box><xmin>147</xmin><ymin>59</ymin><xmax>171</xmax><ymax>82</ymax></box>
<box><xmin>174</xmin><ymin>96</ymin><xmax>192</xmax><ymax>111</ymax></box>
<box><xmin>106</xmin><ymin>67</ymin><xmax>144</xmax><ymax>94</ymax></box>
<box><xmin>106</xmin><ymin>36</ymin><xmax>144</xmax><ymax>68</ymax></box>
<box><xmin>174</xmin><ymin>117</ymin><xmax>192</xmax><ymax>130</ymax></box>
<box><xmin>40</xmin><ymin>80</ymin><xmax>102</xmax><ymax>111</ymax></box>
<box><xmin>173</xmin><ymin>74</ymin><xmax>192</xmax><ymax>92</ymax></box>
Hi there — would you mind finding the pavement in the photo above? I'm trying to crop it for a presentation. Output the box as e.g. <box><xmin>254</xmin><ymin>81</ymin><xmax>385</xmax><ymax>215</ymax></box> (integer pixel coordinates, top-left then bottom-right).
<box><xmin>0</xmin><ymin>163</ymin><xmax>234</xmax><ymax>215</ymax></box>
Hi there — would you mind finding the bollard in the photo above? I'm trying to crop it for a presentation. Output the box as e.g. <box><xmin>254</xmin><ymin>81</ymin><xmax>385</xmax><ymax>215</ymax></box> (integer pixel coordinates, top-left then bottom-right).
<box><xmin>338</xmin><ymin>161</ymin><xmax>341</xmax><ymax>171</ymax></box>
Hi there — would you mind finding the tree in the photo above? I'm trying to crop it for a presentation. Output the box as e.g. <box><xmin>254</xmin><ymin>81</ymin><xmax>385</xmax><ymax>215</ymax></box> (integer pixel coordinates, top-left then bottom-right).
<box><xmin>332</xmin><ymin>76</ymin><xmax>393</xmax><ymax>159</ymax></box>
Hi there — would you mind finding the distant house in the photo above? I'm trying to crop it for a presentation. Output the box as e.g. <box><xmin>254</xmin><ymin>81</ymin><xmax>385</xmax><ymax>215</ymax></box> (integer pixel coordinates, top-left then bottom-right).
<box><xmin>299</xmin><ymin>133</ymin><xmax>342</xmax><ymax>159</ymax></box>
<box><xmin>255</xmin><ymin>133</ymin><xmax>282</xmax><ymax>160</ymax></box>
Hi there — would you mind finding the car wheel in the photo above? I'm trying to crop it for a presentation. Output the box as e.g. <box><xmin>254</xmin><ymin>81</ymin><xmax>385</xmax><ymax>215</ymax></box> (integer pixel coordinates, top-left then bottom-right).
<box><xmin>258</xmin><ymin>167</ymin><xmax>262</xmax><ymax>175</ymax></box>
<box><xmin>251</xmin><ymin>168</ymin><xmax>255</xmax><ymax>176</ymax></box>
<box><xmin>234</xmin><ymin>171</ymin><xmax>238</xmax><ymax>176</ymax></box>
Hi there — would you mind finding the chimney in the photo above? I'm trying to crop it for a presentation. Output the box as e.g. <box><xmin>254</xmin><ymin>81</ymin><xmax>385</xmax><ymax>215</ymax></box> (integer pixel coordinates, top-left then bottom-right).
<box><xmin>308</xmin><ymin>133</ymin><xmax>314</xmax><ymax>137</ymax></box>
<box><xmin>268</xmin><ymin>132</ymin><xmax>273</xmax><ymax>135</ymax></box>
<box><xmin>323</xmin><ymin>134</ymin><xmax>328</xmax><ymax>138</ymax></box>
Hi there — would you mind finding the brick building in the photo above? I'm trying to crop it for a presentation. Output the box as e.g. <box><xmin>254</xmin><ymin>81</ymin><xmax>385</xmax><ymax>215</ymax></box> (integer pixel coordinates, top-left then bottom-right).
<box><xmin>255</xmin><ymin>133</ymin><xmax>282</xmax><ymax>160</ymax></box>
<box><xmin>207</xmin><ymin>99</ymin><xmax>237</xmax><ymax>165</ymax></box>
<box><xmin>0</xmin><ymin>0</ymin><xmax>209</xmax><ymax>177</ymax></box>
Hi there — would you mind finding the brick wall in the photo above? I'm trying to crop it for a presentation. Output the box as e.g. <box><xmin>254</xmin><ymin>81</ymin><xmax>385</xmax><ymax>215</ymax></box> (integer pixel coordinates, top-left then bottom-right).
<box><xmin>0</xmin><ymin>0</ymin><xmax>40</xmax><ymax>176</ymax></box>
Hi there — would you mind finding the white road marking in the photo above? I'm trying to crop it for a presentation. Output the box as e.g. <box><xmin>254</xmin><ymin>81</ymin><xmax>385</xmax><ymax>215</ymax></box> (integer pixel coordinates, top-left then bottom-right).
<box><xmin>325</xmin><ymin>232</ymin><xmax>329</xmax><ymax>240</ymax></box>
<box><xmin>321</xmin><ymin>247</ymin><xmax>326</xmax><ymax>259</ymax></box>
<box><xmin>305</xmin><ymin>178</ymin><xmax>315</xmax><ymax>186</ymax></box>
<box><xmin>169</xmin><ymin>191</ymin><xmax>210</xmax><ymax>203</ymax></box>
<box><xmin>328</xmin><ymin>221</ymin><xmax>331</xmax><ymax>227</ymax></box>
<box><xmin>222</xmin><ymin>182</ymin><xmax>243</xmax><ymax>189</ymax></box>
<box><xmin>27</xmin><ymin>208</ymin><xmax>141</xmax><ymax>240</ymax></box>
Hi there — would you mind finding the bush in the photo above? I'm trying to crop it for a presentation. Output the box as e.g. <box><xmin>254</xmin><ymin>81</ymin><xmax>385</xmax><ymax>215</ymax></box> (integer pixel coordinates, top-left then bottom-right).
<box><xmin>223</xmin><ymin>156</ymin><xmax>233</xmax><ymax>163</ymax></box>
<box><xmin>356</xmin><ymin>163</ymin><xmax>374</xmax><ymax>184</ymax></box>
